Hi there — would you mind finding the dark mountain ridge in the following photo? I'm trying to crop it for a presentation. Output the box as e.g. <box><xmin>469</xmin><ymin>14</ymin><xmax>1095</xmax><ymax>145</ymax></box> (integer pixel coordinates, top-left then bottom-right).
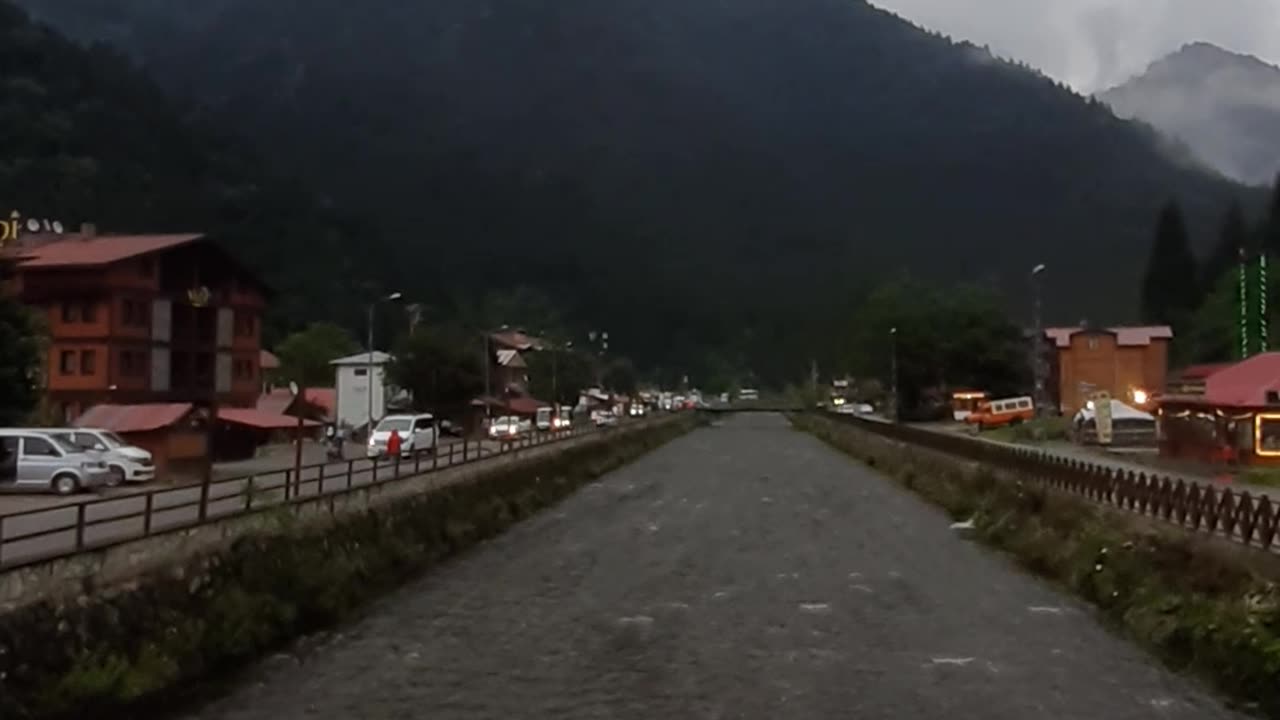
<box><xmin>15</xmin><ymin>0</ymin><xmax>1262</xmax><ymax>379</ymax></box>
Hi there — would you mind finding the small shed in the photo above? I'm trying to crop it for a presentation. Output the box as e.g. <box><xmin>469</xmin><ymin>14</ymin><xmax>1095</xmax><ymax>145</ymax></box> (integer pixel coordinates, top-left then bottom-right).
<box><xmin>75</xmin><ymin>403</ymin><xmax>205</xmax><ymax>478</ymax></box>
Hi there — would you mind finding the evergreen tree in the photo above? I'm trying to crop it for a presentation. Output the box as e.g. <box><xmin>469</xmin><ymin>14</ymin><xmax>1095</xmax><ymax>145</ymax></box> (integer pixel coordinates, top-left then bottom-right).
<box><xmin>1140</xmin><ymin>201</ymin><xmax>1201</xmax><ymax>327</ymax></box>
<box><xmin>0</xmin><ymin>292</ymin><xmax>42</xmax><ymax>425</ymax></box>
<box><xmin>1203</xmin><ymin>201</ymin><xmax>1249</xmax><ymax>287</ymax></box>
<box><xmin>1264</xmin><ymin>172</ymin><xmax>1280</xmax><ymax>256</ymax></box>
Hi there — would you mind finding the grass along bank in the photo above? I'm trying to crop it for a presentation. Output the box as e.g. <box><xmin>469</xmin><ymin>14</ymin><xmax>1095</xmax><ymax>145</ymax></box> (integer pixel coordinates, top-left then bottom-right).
<box><xmin>792</xmin><ymin>412</ymin><xmax>1280</xmax><ymax>718</ymax></box>
<box><xmin>0</xmin><ymin>415</ymin><xmax>701</xmax><ymax>720</ymax></box>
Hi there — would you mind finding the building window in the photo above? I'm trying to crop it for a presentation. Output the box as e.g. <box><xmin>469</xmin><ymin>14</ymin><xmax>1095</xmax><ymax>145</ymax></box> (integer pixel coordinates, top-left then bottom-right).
<box><xmin>1087</xmin><ymin>338</ymin><xmax>1099</xmax><ymax>350</ymax></box>
<box><xmin>121</xmin><ymin>350</ymin><xmax>134</xmax><ymax>376</ymax></box>
<box><xmin>82</xmin><ymin>302</ymin><xmax>97</xmax><ymax>323</ymax></box>
<box><xmin>234</xmin><ymin>311</ymin><xmax>257</xmax><ymax>338</ymax></box>
<box><xmin>354</xmin><ymin>368</ymin><xmax>368</xmax><ymax>377</ymax></box>
<box><xmin>195</xmin><ymin>353</ymin><xmax>212</xmax><ymax>380</ymax></box>
<box><xmin>59</xmin><ymin>350</ymin><xmax>76</xmax><ymax>375</ymax></box>
<box><xmin>61</xmin><ymin>303</ymin><xmax>78</xmax><ymax>323</ymax></box>
<box><xmin>80</xmin><ymin>349</ymin><xmax>96</xmax><ymax>375</ymax></box>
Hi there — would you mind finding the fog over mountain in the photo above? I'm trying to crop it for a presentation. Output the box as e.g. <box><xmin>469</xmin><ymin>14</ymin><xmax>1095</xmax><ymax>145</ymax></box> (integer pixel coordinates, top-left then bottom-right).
<box><xmin>1099</xmin><ymin>42</ymin><xmax>1280</xmax><ymax>186</ymax></box>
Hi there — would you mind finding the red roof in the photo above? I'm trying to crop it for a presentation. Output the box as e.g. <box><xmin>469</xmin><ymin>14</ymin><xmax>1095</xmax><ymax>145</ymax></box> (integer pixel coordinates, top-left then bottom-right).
<box><xmin>218</xmin><ymin>407</ymin><xmax>320</xmax><ymax>430</ymax></box>
<box><xmin>1200</xmin><ymin>353</ymin><xmax>1280</xmax><ymax>407</ymax></box>
<box><xmin>255</xmin><ymin>389</ymin><xmax>294</xmax><ymax>416</ymax></box>
<box><xmin>490</xmin><ymin>330</ymin><xmax>545</xmax><ymax>352</ymax></box>
<box><xmin>1045</xmin><ymin>326</ymin><xmax>1173</xmax><ymax>348</ymax></box>
<box><xmin>305</xmin><ymin>388</ymin><xmax>336</xmax><ymax>419</ymax></box>
<box><xmin>1174</xmin><ymin>363</ymin><xmax>1232</xmax><ymax>381</ymax></box>
<box><xmin>260</xmin><ymin>350</ymin><xmax>281</xmax><ymax>370</ymax></box>
<box><xmin>75</xmin><ymin>403</ymin><xmax>195</xmax><ymax>433</ymax></box>
<box><xmin>16</xmin><ymin>233</ymin><xmax>203</xmax><ymax>268</ymax></box>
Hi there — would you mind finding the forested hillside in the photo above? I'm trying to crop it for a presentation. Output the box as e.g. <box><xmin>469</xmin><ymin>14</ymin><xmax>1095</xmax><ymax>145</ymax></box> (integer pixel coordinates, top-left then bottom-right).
<box><xmin>16</xmin><ymin>0</ymin><xmax>1262</xmax><ymax>381</ymax></box>
<box><xmin>0</xmin><ymin>2</ymin><xmax>391</xmax><ymax>339</ymax></box>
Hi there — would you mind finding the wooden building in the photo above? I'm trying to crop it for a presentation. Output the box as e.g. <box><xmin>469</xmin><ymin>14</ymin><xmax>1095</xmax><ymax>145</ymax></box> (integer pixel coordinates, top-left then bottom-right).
<box><xmin>1159</xmin><ymin>353</ymin><xmax>1280</xmax><ymax>467</ymax></box>
<box><xmin>1044</xmin><ymin>326</ymin><xmax>1172</xmax><ymax>416</ymax></box>
<box><xmin>5</xmin><ymin>227</ymin><xmax>269</xmax><ymax>422</ymax></box>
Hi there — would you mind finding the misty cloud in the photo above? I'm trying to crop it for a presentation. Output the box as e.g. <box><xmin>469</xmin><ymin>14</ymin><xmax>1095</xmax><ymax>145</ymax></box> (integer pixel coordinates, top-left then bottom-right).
<box><xmin>870</xmin><ymin>0</ymin><xmax>1280</xmax><ymax>91</ymax></box>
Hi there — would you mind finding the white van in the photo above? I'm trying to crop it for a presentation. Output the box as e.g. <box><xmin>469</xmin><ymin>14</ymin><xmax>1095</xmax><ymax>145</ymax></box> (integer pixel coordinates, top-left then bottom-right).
<box><xmin>366</xmin><ymin>414</ymin><xmax>437</xmax><ymax>459</ymax></box>
<box><xmin>0</xmin><ymin>430</ymin><xmax>113</xmax><ymax>495</ymax></box>
<box><xmin>40</xmin><ymin>428</ymin><xmax>155</xmax><ymax>485</ymax></box>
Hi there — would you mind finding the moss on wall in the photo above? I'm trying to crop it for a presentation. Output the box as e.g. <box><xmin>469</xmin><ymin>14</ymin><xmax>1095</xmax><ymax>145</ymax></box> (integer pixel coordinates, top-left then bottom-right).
<box><xmin>0</xmin><ymin>417</ymin><xmax>699</xmax><ymax>720</ymax></box>
<box><xmin>792</xmin><ymin>413</ymin><xmax>1280</xmax><ymax>718</ymax></box>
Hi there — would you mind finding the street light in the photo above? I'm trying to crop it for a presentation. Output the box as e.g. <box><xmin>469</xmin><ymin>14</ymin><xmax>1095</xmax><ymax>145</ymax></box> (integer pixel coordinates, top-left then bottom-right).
<box><xmin>889</xmin><ymin>326</ymin><xmax>898</xmax><ymax>423</ymax></box>
<box><xmin>1031</xmin><ymin>264</ymin><xmax>1047</xmax><ymax>416</ymax></box>
<box><xmin>366</xmin><ymin>291</ymin><xmax>402</xmax><ymax>433</ymax></box>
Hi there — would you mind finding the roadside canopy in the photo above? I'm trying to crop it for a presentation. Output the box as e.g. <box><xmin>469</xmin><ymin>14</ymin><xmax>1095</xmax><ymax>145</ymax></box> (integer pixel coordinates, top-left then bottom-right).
<box><xmin>1073</xmin><ymin>399</ymin><xmax>1154</xmax><ymax>424</ymax></box>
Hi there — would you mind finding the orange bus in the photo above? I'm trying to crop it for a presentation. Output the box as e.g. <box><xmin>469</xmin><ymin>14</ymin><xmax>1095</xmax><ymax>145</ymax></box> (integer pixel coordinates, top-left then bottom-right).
<box><xmin>951</xmin><ymin>390</ymin><xmax>989</xmax><ymax>422</ymax></box>
<box><xmin>964</xmin><ymin>396</ymin><xmax>1035</xmax><ymax>430</ymax></box>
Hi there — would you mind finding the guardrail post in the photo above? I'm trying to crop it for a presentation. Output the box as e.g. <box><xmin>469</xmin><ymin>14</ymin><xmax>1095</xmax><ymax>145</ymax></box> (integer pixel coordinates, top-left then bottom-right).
<box><xmin>463</xmin><ymin>437</ymin><xmax>469</xmax><ymax>462</ymax></box>
<box><xmin>75</xmin><ymin>504</ymin><xmax>86</xmax><ymax>550</ymax></box>
<box><xmin>144</xmin><ymin>492</ymin><xmax>154</xmax><ymax>533</ymax></box>
<box><xmin>283</xmin><ymin>469</ymin><xmax>292</xmax><ymax>501</ymax></box>
<box><xmin>346</xmin><ymin>460</ymin><xmax>354</xmax><ymax>489</ymax></box>
<box><xmin>0</xmin><ymin>515</ymin><xmax>5</xmax><ymax>566</ymax></box>
<box><xmin>198</xmin><ymin>478</ymin><xmax>209</xmax><ymax>522</ymax></box>
<box><xmin>318</xmin><ymin>463</ymin><xmax>326</xmax><ymax>495</ymax></box>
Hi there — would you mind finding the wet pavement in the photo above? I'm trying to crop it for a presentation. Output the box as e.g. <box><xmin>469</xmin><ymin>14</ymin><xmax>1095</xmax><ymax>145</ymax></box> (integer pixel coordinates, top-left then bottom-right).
<box><xmin>187</xmin><ymin>414</ymin><xmax>1243</xmax><ymax>720</ymax></box>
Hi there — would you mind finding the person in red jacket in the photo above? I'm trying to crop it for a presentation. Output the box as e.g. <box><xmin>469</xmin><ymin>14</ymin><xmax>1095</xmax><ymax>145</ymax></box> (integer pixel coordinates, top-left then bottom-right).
<box><xmin>386</xmin><ymin>428</ymin><xmax>402</xmax><ymax>459</ymax></box>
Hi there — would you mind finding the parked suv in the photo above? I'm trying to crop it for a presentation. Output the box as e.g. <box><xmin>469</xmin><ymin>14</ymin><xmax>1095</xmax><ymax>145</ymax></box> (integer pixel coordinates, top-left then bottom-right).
<box><xmin>40</xmin><ymin>428</ymin><xmax>155</xmax><ymax>486</ymax></box>
<box><xmin>0</xmin><ymin>430</ymin><xmax>114</xmax><ymax>495</ymax></box>
<box><xmin>367</xmin><ymin>414</ymin><xmax>437</xmax><ymax>459</ymax></box>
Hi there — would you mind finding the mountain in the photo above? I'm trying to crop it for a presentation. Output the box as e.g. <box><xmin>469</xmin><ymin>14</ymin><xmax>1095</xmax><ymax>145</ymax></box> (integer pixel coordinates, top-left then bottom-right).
<box><xmin>13</xmin><ymin>0</ymin><xmax>1261</xmax><ymax>381</ymax></box>
<box><xmin>0</xmin><ymin>1</ymin><xmax>391</xmax><ymax>339</ymax></box>
<box><xmin>1099</xmin><ymin>42</ymin><xmax>1280</xmax><ymax>186</ymax></box>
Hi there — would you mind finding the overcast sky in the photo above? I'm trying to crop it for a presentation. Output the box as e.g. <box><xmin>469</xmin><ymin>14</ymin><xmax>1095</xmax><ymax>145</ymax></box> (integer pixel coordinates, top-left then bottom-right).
<box><xmin>870</xmin><ymin>0</ymin><xmax>1280</xmax><ymax>92</ymax></box>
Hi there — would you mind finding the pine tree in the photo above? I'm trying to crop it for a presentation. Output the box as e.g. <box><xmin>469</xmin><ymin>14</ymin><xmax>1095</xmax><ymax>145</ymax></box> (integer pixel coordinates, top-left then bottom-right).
<box><xmin>1202</xmin><ymin>201</ymin><xmax>1249</xmax><ymax>288</ymax></box>
<box><xmin>1264</xmin><ymin>172</ymin><xmax>1280</xmax><ymax>256</ymax></box>
<box><xmin>0</xmin><ymin>290</ymin><xmax>41</xmax><ymax>425</ymax></box>
<box><xmin>1140</xmin><ymin>200</ymin><xmax>1201</xmax><ymax>328</ymax></box>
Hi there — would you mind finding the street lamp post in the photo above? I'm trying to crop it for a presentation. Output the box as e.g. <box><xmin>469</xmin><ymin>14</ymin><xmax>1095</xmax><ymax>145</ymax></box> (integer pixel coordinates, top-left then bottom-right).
<box><xmin>366</xmin><ymin>291</ymin><xmax>402</xmax><ymax>434</ymax></box>
<box><xmin>1031</xmin><ymin>264</ymin><xmax>1047</xmax><ymax>416</ymax></box>
<box><xmin>889</xmin><ymin>327</ymin><xmax>898</xmax><ymax>423</ymax></box>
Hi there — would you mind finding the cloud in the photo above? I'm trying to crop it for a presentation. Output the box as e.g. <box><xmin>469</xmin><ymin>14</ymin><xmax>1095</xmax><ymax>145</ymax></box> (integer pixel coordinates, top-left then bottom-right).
<box><xmin>869</xmin><ymin>0</ymin><xmax>1280</xmax><ymax>91</ymax></box>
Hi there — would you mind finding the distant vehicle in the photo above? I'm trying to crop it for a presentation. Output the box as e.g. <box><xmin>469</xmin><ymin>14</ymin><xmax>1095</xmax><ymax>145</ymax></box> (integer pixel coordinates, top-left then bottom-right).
<box><xmin>672</xmin><ymin>395</ymin><xmax>686</xmax><ymax>410</ymax></box>
<box><xmin>488</xmin><ymin>415</ymin><xmax>532</xmax><ymax>439</ymax></box>
<box><xmin>950</xmin><ymin>390</ymin><xmax>989</xmax><ymax>422</ymax></box>
<box><xmin>628</xmin><ymin>403</ymin><xmax>647</xmax><ymax>418</ymax></box>
<box><xmin>660</xmin><ymin>393</ymin><xmax>673</xmax><ymax>411</ymax></box>
<box><xmin>591</xmin><ymin>410</ymin><xmax>620</xmax><ymax>427</ymax></box>
<box><xmin>535</xmin><ymin>406</ymin><xmax>553</xmax><ymax>431</ymax></box>
<box><xmin>738</xmin><ymin>388</ymin><xmax>760</xmax><ymax>402</ymax></box>
<box><xmin>553</xmin><ymin>406</ymin><xmax>574</xmax><ymax>430</ymax></box>
<box><xmin>439</xmin><ymin>420</ymin><xmax>464</xmax><ymax>438</ymax></box>
<box><xmin>39</xmin><ymin>427</ymin><xmax>155</xmax><ymax>486</ymax></box>
<box><xmin>965</xmin><ymin>396</ymin><xmax>1035</xmax><ymax>431</ymax></box>
<box><xmin>853</xmin><ymin>403</ymin><xmax>875</xmax><ymax>415</ymax></box>
<box><xmin>719</xmin><ymin>392</ymin><xmax>730</xmax><ymax>403</ymax></box>
<box><xmin>0</xmin><ymin>430</ymin><xmax>113</xmax><ymax>495</ymax></box>
<box><xmin>367</xmin><ymin>413</ymin><xmax>437</xmax><ymax>458</ymax></box>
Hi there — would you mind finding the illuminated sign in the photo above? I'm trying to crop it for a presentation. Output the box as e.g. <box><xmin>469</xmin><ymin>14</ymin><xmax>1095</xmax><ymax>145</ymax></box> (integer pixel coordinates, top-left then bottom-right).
<box><xmin>0</xmin><ymin>211</ymin><xmax>19</xmax><ymax>248</ymax></box>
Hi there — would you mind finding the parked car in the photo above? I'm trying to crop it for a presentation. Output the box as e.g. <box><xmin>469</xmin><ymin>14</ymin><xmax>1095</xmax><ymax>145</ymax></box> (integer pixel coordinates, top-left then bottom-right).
<box><xmin>552</xmin><ymin>406</ymin><xmax>574</xmax><ymax>430</ymax></box>
<box><xmin>738</xmin><ymin>388</ymin><xmax>760</xmax><ymax>401</ymax></box>
<box><xmin>0</xmin><ymin>430</ymin><xmax>114</xmax><ymax>495</ymax></box>
<box><xmin>40</xmin><ymin>428</ymin><xmax>155</xmax><ymax>486</ymax></box>
<box><xmin>535</xmin><ymin>406</ymin><xmax>553</xmax><ymax>431</ymax></box>
<box><xmin>628</xmin><ymin>404</ymin><xmax>647</xmax><ymax>418</ymax></box>
<box><xmin>488</xmin><ymin>415</ymin><xmax>532</xmax><ymax>440</ymax></box>
<box><xmin>367</xmin><ymin>414</ymin><xmax>437</xmax><ymax>459</ymax></box>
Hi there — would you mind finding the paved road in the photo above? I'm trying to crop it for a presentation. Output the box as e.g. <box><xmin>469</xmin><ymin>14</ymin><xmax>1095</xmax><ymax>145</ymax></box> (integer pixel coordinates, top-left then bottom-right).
<box><xmin>187</xmin><ymin>414</ymin><xmax>1241</xmax><ymax>720</ymax></box>
<box><xmin>0</xmin><ymin>436</ymin><xmax>521</xmax><ymax>568</ymax></box>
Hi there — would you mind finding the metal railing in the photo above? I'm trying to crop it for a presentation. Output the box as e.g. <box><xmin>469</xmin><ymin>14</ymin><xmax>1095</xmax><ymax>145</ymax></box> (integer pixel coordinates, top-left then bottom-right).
<box><xmin>0</xmin><ymin>420</ymin><xmax>657</xmax><ymax>571</ymax></box>
<box><xmin>825</xmin><ymin>412</ymin><xmax>1280</xmax><ymax>552</ymax></box>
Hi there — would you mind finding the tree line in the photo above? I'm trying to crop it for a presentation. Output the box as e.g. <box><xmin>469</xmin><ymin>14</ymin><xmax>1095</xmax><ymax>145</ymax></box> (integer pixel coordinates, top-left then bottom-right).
<box><xmin>1140</xmin><ymin>175</ymin><xmax>1280</xmax><ymax>365</ymax></box>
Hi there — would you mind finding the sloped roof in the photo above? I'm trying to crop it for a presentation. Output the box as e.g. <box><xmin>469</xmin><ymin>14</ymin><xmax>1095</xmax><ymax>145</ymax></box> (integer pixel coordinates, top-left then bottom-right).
<box><xmin>330</xmin><ymin>351</ymin><xmax>392</xmax><ymax>366</ymax></box>
<box><xmin>1200</xmin><ymin>352</ymin><xmax>1280</xmax><ymax>407</ymax></box>
<box><xmin>495</xmin><ymin>349</ymin><xmax>527</xmax><ymax>368</ymax></box>
<box><xmin>218</xmin><ymin>407</ymin><xmax>320</xmax><ymax>430</ymax></box>
<box><xmin>490</xmin><ymin>330</ymin><xmax>546</xmax><ymax>351</ymax></box>
<box><xmin>257</xmin><ymin>387</ymin><xmax>337</xmax><ymax>420</ymax></box>
<box><xmin>75</xmin><ymin>403</ymin><xmax>194</xmax><ymax>433</ymax></box>
<box><xmin>1173</xmin><ymin>363</ymin><xmax>1232</xmax><ymax>382</ymax></box>
<box><xmin>1044</xmin><ymin>326</ymin><xmax>1173</xmax><ymax>348</ymax></box>
<box><xmin>16</xmin><ymin>233</ymin><xmax>203</xmax><ymax>268</ymax></box>
<box><xmin>260</xmin><ymin>350</ymin><xmax>281</xmax><ymax>370</ymax></box>
<box><xmin>255</xmin><ymin>389</ymin><xmax>294</xmax><ymax>416</ymax></box>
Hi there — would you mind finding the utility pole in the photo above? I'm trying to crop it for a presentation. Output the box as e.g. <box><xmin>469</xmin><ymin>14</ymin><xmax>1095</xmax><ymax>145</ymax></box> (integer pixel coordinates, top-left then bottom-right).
<box><xmin>1031</xmin><ymin>263</ymin><xmax>1048</xmax><ymax>416</ymax></box>
<box><xmin>890</xmin><ymin>326</ymin><xmax>901</xmax><ymax>420</ymax></box>
<box><xmin>366</xmin><ymin>291</ymin><xmax>402</xmax><ymax>434</ymax></box>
